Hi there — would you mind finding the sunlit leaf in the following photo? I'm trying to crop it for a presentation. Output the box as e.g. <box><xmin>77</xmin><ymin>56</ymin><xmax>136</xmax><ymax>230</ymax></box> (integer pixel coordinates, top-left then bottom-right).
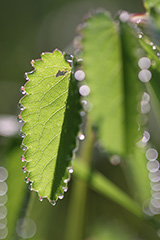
<box><xmin>80</xmin><ymin>12</ymin><xmax>150</xmax><ymax>203</ymax></box>
<box><xmin>19</xmin><ymin>50</ymin><xmax>81</xmax><ymax>202</ymax></box>
<box><xmin>81</xmin><ymin>12</ymin><xmax>142</xmax><ymax>156</ymax></box>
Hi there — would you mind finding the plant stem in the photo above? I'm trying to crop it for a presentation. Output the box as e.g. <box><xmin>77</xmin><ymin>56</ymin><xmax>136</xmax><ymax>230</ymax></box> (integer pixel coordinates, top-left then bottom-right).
<box><xmin>64</xmin><ymin>117</ymin><xmax>94</xmax><ymax>240</ymax></box>
<box><xmin>73</xmin><ymin>159</ymin><xmax>160</xmax><ymax>232</ymax></box>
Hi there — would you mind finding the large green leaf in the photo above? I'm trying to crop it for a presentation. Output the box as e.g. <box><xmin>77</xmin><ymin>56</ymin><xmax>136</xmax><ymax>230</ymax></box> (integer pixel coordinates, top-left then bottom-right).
<box><xmin>19</xmin><ymin>50</ymin><xmax>81</xmax><ymax>202</ymax></box>
<box><xmin>81</xmin><ymin>12</ymin><xmax>142</xmax><ymax>156</ymax></box>
<box><xmin>80</xmin><ymin>12</ymin><xmax>150</xmax><ymax>203</ymax></box>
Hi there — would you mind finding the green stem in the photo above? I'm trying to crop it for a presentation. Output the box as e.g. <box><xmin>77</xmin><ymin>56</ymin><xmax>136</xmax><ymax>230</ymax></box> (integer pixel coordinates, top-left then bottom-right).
<box><xmin>64</xmin><ymin>117</ymin><xmax>94</xmax><ymax>240</ymax></box>
<box><xmin>18</xmin><ymin>192</ymin><xmax>36</xmax><ymax>240</ymax></box>
<box><xmin>73</xmin><ymin>159</ymin><xmax>160</xmax><ymax>231</ymax></box>
<box><xmin>73</xmin><ymin>159</ymin><xmax>143</xmax><ymax>220</ymax></box>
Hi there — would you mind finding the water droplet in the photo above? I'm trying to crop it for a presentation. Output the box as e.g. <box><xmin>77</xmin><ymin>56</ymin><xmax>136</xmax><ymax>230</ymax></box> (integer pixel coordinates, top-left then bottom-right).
<box><xmin>39</xmin><ymin>196</ymin><xmax>43</xmax><ymax>202</ymax></box>
<box><xmin>150</xmin><ymin>42</ymin><xmax>154</xmax><ymax>46</ymax></box>
<box><xmin>78</xmin><ymin>133</ymin><xmax>85</xmax><ymax>141</ymax></box>
<box><xmin>147</xmin><ymin>160</ymin><xmax>159</xmax><ymax>172</ymax></box>
<box><xmin>17</xmin><ymin>103</ymin><xmax>25</xmax><ymax>111</ymax></box>
<box><xmin>151</xmin><ymin>198</ymin><xmax>160</xmax><ymax>208</ymax></box>
<box><xmin>79</xmin><ymin>85</ymin><xmax>90</xmax><ymax>96</ymax></box>
<box><xmin>152</xmin><ymin>192</ymin><xmax>160</xmax><ymax>199</ymax></box>
<box><xmin>138</xmin><ymin>57</ymin><xmax>151</xmax><ymax>69</ymax></box>
<box><xmin>20</xmin><ymin>131</ymin><xmax>26</xmax><ymax>138</ymax></box>
<box><xmin>21</xmin><ymin>155</ymin><xmax>25</xmax><ymax>162</ymax></box>
<box><xmin>64</xmin><ymin>178</ymin><xmax>70</xmax><ymax>184</ymax></box>
<box><xmin>28</xmin><ymin>182</ymin><xmax>33</xmax><ymax>191</ymax></box>
<box><xmin>0</xmin><ymin>218</ymin><xmax>7</xmax><ymax>229</ymax></box>
<box><xmin>143</xmin><ymin>199</ymin><xmax>153</xmax><ymax>216</ymax></box>
<box><xmin>157</xmin><ymin>53</ymin><xmax>160</xmax><ymax>57</ymax></box>
<box><xmin>142</xmin><ymin>131</ymin><xmax>150</xmax><ymax>143</ymax></box>
<box><xmin>0</xmin><ymin>183</ymin><xmax>8</xmax><ymax>196</ymax></box>
<box><xmin>80</xmin><ymin>111</ymin><xmax>86</xmax><ymax>117</ymax></box>
<box><xmin>0</xmin><ymin>195</ymin><xmax>7</xmax><ymax>206</ymax></box>
<box><xmin>25</xmin><ymin>73</ymin><xmax>29</xmax><ymax>81</ymax></box>
<box><xmin>68</xmin><ymin>167</ymin><xmax>73</xmax><ymax>174</ymax></box>
<box><xmin>142</xmin><ymin>92</ymin><xmax>150</xmax><ymax>102</ymax></box>
<box><xmin>82</xmin><ymin>101</ymin><xmax>92</xmax><ymax>112</ymax></box>
<box><xmin>149</xmin><ymin>171</ymin><xmax>160</xmax><ymax>182</ymax></box>
<box><xmin>139</xmin><ymin>34</ymin><xmax>142</xmax><ymax>39</ymax></box>
<box><xmin>138</xmin><ymin>69</ymin><xmax>152</xmax><ymax>83</ymax></box>
<box><xmin>16</xmin><ymin>217</ymin><xmax>36</xmax><ymax>238</ymax></box>
<box><xmin>74</xmin><ymin>70</ymin><xmax>85</xmax><ymax>81</ymax></box>
<box><xmin>119</xmin><ymin>11</ymin><xmax>129</xmax><ymax>22</ymax></box>
<box><xmin>141</xmin><ymin>101</ymin><xmax>151</xmax><ymax>114</ymax></box>
<box><xmin>0</xmin><ymin>167</ymin><xmax>8</xmax><ymax>182</ymax></box>
<box><xmin>81</xmin><ymin>100</ymin><xmax>87</xmax><ymax>105</ymax></box>
<box><xmin>24</xmin><ymin>177</ymin><xmax>29</xmax><ymax>184</ymax></box>
<box><xmin>22</xmin><ymin>166</ymin><xmax>27</xmax><ymax>173</ymax></box>
<box><xmin>20</xmin><ymin>86</ymin><xmax>26</xmax><ymax>95</ymax></box>
<box><xmin>63</xmin><ymin>186</ymin><xmax>68</xmax><ymax>192</ymax></box>
<box><xmin>50</xmin><ymin>200</ymin><xmax>56</xmax><ymax>206</ymax></box>
<box><xmin>0</xmin><ymin>206</ymin><xmax>7</xmax><ymax>219</ymax></box>
<box><xmin>149</xmin><ymin>202</ymin><xmax>160</xmax><ymax>214</ymax></box>
<box><xmin>110</xmin><ymin>155</ymin><xmax>121</xmax><ymax>165</ymax></box>
<box><xmin>21</xmin><ymin>144</ymin><xmax>27</xmax><ymax>151</ymax></box>
<box><xmin>17</xmin><ymin>115</ymin><xmax>23</xmax><ymax>123</ymax></box>
<box><xmin>151</xmin><ymin>182</ymin><xmax>160</xmax><ymax>191</ymax></box>
<box><xmin>146</xmin><ymin>148</ymin><xmax>158</xmax><ymax>161</ymax></box>
<box><xmin>0</xmin><ymin>226</ymin><xmax>8</xmax><ymax>239</ymax></box>
<box><xmin>153</xmin><ymin>46</ymin><xmax>156</xmax><ymax>50</ymax></box>
<box><xmin>58</xmin><ymin>193</ymin><xmax>64</xmax><ymax>200</ymax></box>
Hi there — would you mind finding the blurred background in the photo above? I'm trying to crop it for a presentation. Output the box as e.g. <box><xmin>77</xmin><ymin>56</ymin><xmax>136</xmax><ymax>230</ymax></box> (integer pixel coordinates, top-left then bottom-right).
<box><xmin>1</xmin><ymin>0</ymin><xmax>159</xmax><ymax>240</ymax></box>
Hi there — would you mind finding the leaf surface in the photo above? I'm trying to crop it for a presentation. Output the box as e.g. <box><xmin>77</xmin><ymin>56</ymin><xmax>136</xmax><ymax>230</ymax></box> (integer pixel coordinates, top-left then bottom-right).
<box><xmin>80</xmin><ymin>12</ymin><xmax>150</xmax><ymax>202</ymax></box>
<box><xmin>20</xmin><ymin>50</ymin><xmax>81</xmax><ymax>202</ymax></box>
<box><xmin>81</xmin><ymin>12</ymin><xmax>142</xmax><ymax>156</ymax></box>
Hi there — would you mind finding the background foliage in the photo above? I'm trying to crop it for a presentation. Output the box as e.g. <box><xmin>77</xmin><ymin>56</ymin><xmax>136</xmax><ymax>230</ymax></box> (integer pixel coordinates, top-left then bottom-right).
<box><xmin>1</xmin><ymin>0</ymin><xmax>160</xmax><ymax>240</ymax></box>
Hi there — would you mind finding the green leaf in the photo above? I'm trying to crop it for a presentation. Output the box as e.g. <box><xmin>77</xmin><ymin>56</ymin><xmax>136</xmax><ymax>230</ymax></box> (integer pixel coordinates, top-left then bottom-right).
<box><xmin>80</xmin><ymin>12</ymin><xmax>151</xmax><ymax>203</ymax></box>
<box><xmin>20</xmin><ymin>50</ymin><xmax>81</xmax><ymax>202</ymax></box>
<box><xmin>81</xmin><ymin>12</ymin><xmax>142</xmax><ymax>156</ymax></box>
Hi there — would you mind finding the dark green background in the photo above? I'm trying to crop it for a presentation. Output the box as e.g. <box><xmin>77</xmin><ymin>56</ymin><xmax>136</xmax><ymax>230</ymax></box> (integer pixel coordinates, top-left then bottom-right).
<box><xmin>0</xmin><ymin>0</ymin><xmax>144</xmax><ymax>115</ymax></box>
<box><xmin>2</xmin><ymin>1</ymin><xmax>158</xmax><ymax>240</ymax></box>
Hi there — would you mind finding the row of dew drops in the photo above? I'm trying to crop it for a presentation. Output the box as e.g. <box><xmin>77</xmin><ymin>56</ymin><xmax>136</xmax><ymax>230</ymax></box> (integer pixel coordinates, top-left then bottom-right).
<box><xmin>0</xmin><ymin>167</ymin><xmax>8</xmax><ymax>239</ymax></box>
<box><xmin>138</xmin><ymin>56</ymin><xmax>160</xmax><ymax>217</ymax></box>
<box><xmin>0</xmin><ymin>167</ymin><xmax>37</xmax><ymax>239</ymax></box>
<box><xmin>134</xmin><ymin>14</ymin><xmax>160</xmax><ymax>221</ymax></box>
<box><xmin>18</xmin><ymin>57</ymin><xmax>91</xmax><ymax>205</ymax></box>
<box><xmin>120</xmin><ymin>10</ymin><xmax>160</xmax><ymax>223</ymax></box>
